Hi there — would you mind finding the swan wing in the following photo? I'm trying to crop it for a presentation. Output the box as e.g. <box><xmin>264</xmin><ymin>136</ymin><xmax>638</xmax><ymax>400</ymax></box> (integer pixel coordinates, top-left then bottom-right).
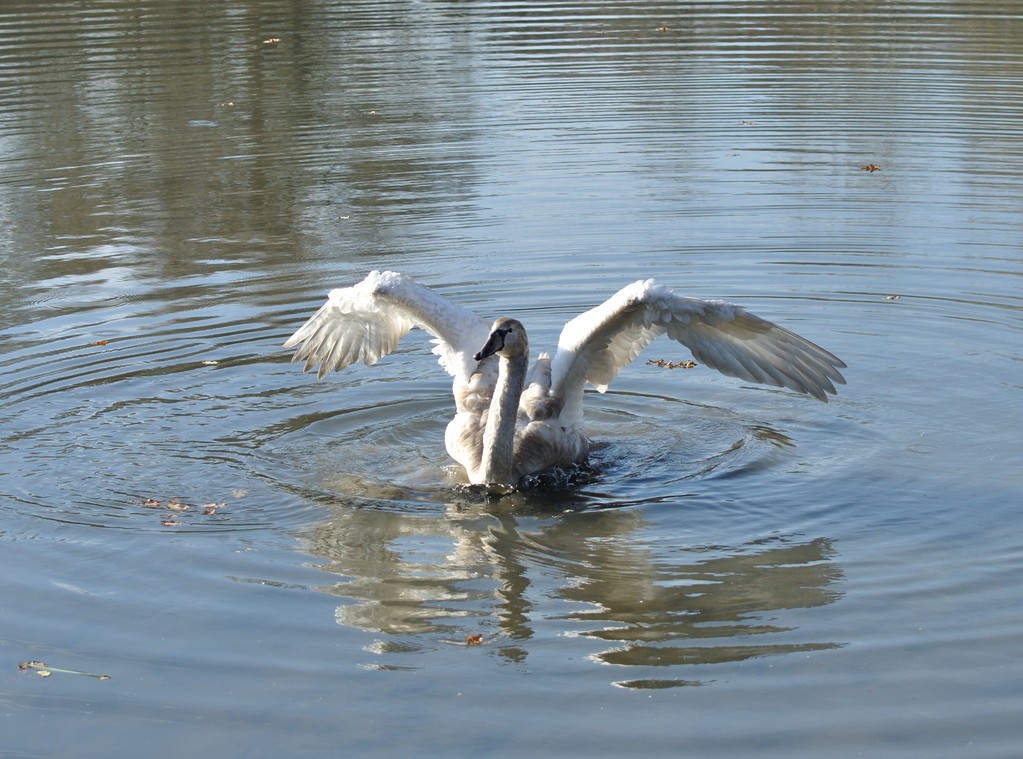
<box><xmin>550</xmin><ymin>279</ymin><xmax>846</xmax><ymax>423</ymax></box>
<box><xmin>283</xmin><ymin>271</ymin><xmax>491</xmax><ymax>381</ymax></box>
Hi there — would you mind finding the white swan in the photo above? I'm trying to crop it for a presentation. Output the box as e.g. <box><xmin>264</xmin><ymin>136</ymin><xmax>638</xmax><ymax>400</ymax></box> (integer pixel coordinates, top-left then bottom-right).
<box><xmin>284</xmin><ymin>271</ymin><xmax>846</xmax><ymax>487</ymax></box>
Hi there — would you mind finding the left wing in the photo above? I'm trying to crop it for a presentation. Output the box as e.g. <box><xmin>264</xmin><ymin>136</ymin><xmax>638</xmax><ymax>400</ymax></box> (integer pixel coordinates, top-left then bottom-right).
<box><xmin>550</xmin><ymin>279</ymin><xmax>846</xmax><ymax>423</ymax></box>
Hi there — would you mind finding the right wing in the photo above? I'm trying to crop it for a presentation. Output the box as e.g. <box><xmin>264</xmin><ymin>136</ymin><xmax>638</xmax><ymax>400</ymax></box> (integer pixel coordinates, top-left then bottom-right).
<box><xmin>283</xmin><ymin>271</ymin><xmax>491</xmax><ymax>382</ymax></box>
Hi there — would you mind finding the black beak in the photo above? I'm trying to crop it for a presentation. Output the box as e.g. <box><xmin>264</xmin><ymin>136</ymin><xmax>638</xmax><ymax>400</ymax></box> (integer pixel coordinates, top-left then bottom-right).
<box><xmin>474</xmin><ymin>330</ymin><xmax>505</xmax><ymax>362</ymax></box>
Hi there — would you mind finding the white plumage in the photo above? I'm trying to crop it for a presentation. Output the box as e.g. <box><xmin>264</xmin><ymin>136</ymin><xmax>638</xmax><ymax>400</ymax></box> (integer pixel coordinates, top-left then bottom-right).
<box><xmin>284</xmin><ymin>271</ymin><xmax>846</xmax><ymax>487</ymax></box>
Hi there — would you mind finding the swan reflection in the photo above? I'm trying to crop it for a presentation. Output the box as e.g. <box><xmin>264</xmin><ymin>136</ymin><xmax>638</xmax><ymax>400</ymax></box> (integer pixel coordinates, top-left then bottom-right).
<box><xmin>303</xmin><ymin>503</ymin><xmax>843</xmax><ymax>687</ymax></box>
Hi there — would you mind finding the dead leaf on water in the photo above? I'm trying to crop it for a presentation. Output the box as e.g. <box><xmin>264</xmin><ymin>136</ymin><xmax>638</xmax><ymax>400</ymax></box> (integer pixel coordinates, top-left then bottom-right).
<box><xmin>647</xmin><ymin>358</ymin><xmax>697</xmax><ymax>369</ymax></box>
<box><xmin>139</xmin><ymin>494</ymin><xmax>231</xmax><ymax>524</ymax></box>
<box><xmin>18</xmin><ymin>660</ymin><xmax>110</xmax><ymax>680</ymax></box>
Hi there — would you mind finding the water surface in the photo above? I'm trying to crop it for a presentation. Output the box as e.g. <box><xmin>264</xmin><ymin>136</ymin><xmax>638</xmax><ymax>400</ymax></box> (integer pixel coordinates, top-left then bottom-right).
<box><xmin>1</xmin><ymin>2</ymin><xmax>1022</xmax><ymax>757</ymax></box>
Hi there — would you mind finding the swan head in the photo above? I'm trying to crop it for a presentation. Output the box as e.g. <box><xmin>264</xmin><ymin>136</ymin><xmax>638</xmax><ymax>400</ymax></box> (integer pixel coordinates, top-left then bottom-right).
<box><xmin>474</xmin><ymin>318</ymin><xmax>528</xmax><ymax>361</ymax></box>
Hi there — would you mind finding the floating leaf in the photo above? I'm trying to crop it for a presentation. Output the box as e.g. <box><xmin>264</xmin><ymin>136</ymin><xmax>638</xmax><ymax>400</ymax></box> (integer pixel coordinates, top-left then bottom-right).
<box><xmin>91</xmin><ymin>340</ymin><xmax>109</xmax><ymax>346</ymax></box>
<box><xmin>647</xmin><ymin>359</ymin><xmax>697</xmax><ymax>369</ymax></box>
<box><xmin>18</xmin><ymin>660</ymin><xmax>109</xmax><ymax>679</ymax></box>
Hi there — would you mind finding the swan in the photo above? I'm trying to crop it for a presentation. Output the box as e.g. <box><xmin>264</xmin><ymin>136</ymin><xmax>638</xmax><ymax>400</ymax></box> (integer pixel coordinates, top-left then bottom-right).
<box><xmin>284</xmin><ymin>271</ymin><xmax>846</xmax><ymax>487</ymax></box>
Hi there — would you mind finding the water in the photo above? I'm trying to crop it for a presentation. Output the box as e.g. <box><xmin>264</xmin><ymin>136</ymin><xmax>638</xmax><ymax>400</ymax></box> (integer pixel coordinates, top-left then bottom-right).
<box><xmin>1</xmin><ymin>2</ymin><xmax>1022</xmax><ymax>756</ymax></box>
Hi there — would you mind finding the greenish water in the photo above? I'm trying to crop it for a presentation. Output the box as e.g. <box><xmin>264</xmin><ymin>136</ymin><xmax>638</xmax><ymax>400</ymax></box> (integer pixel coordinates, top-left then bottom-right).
<box><xmin>1</xmin><ymin>2</ymin><xmax>1021</xmax><ymax>757</ymax></box>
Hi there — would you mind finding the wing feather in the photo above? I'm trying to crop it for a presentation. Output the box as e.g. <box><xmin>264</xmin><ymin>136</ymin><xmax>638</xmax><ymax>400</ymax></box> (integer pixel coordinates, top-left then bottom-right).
<box><xmin>283</xmin><ymin>271</ymin><xmax>490</xmax><ymax>381</ymax></box>
<box><xmin>551</xmin><ymin>279</ymin><xmax>846</xmax><ymax>422</ymax></box>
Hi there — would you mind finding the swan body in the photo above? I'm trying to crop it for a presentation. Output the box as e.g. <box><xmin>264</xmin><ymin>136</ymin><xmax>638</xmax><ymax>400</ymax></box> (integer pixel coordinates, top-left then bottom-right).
<box><xmin>284</xmin><ymin>271</ymin><xmax>846</xmax><ymax>487</ymax></box>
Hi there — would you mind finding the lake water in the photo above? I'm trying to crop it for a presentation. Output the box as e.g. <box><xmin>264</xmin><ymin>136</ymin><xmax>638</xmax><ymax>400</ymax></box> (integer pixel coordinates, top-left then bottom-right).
<box><xmin>2</xmin><ymin>2</ymin><xmax>1022</xmax><ymax>756</ymax></box>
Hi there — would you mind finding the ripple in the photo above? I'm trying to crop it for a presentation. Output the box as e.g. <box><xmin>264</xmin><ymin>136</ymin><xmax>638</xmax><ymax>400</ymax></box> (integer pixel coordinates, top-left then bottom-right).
<box><xmin>1</xmin><ymin>2</ymin><xmax>1022</xmax><ymax>754</ymax></box>
<box><xmin>262</xmin><ymin>378</ymin><xmax>814</xmax><ymax>515</ymax></box>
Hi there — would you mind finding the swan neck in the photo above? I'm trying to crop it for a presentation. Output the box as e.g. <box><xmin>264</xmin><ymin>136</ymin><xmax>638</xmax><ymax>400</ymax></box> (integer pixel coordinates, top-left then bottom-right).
<box><xmin>479</xmin><ymin>353</ymin><xmax>527</xmax><ymax>485</ymax></box>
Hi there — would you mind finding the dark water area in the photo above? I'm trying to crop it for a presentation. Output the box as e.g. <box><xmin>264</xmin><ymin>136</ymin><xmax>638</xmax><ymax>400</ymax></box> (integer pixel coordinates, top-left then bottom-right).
<box><xmin>1</xmin><ymin>2</ymin><xmax>1022</xmax><ymax>757</ymax></box>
